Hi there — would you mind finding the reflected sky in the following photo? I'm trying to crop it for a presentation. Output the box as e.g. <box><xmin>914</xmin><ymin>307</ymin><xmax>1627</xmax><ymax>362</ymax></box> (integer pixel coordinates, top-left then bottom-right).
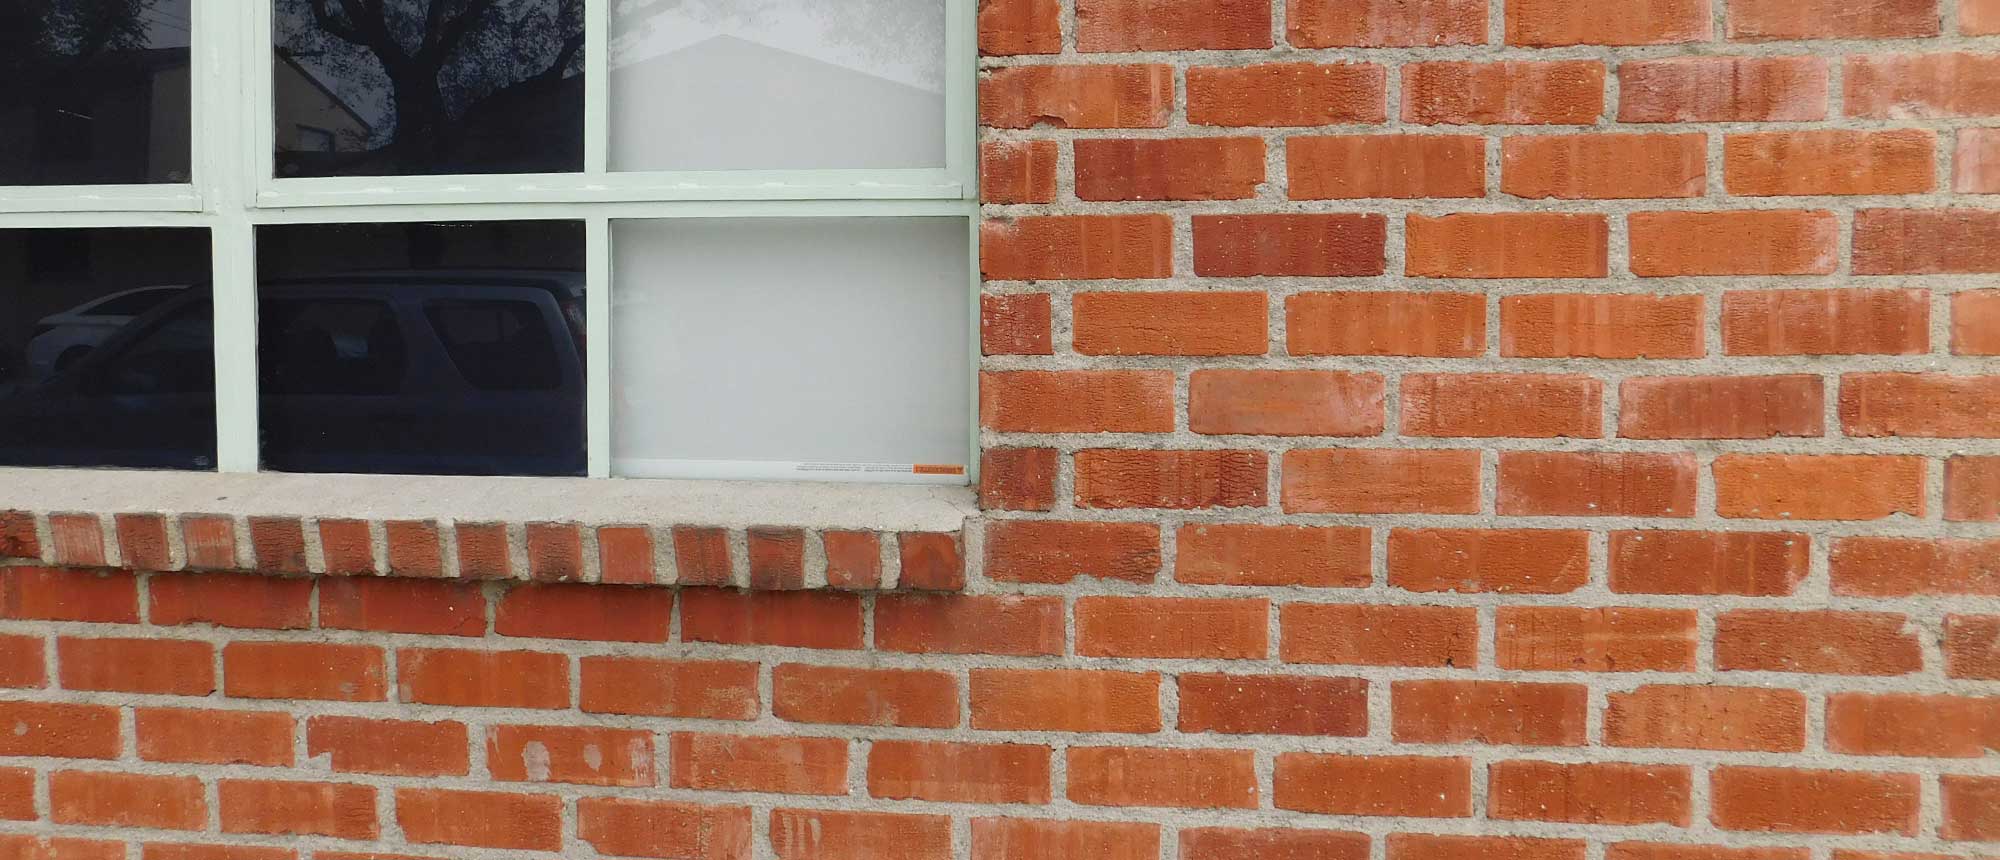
<box><xmin>610</xmin><ymin>0</ymin><xmax>943</xmax><ymax>92</ymax></box>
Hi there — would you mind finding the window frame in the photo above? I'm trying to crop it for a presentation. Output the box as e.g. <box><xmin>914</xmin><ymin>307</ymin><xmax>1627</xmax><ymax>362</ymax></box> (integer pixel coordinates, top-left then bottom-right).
<box><xmin>0</xmin><ymin>0</ymin><xmax>982</xmax><ymax>485</ymax></box>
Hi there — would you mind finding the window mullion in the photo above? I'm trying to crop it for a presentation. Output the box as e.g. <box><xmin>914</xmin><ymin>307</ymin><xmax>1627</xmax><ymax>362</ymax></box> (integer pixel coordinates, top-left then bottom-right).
<box><xmin>205</xmin><ymin>0</ymin><xmax>262</xmax><ymax>472</ymax></box>
<box><xmin>585</xmin><ymin>0</ymin><xmax>610</xmax><ymax>176</ymax></box>
<box><xmin>586</xmin><ymin>216</ymin><xmax>612</xmax><ymax>478</ymax></box>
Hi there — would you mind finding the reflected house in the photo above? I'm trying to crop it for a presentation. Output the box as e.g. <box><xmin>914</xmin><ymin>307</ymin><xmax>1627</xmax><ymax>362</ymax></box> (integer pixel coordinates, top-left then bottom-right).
<box><xmin>610</xmin><ymin>34</ymin><xmax>945</xmax><ymax>171</ymax></box>
<box><xmin>273</xmin><ymin>52</ymin><xmax>375</xmax><ymax>171</ymax></box>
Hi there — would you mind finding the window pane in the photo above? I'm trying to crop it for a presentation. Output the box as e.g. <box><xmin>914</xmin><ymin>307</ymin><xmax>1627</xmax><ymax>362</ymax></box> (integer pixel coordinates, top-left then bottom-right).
<box><xmin>612</xmin><ymin>217</ymin><xmax>969</xmax><ymax>480</ymax></box>
<box><xmin>0</xmin><ymin>227</ymin><xmax>215</xmax><ymax>469</ymax></box>
<box><xmin>610</xmin><ymin>0</ymin><xmax>946</xmax><ymax>171</ymax></box>
<box><xmin>273</xmin><ymin>0</ymin><xmax>584</xmax><ymax>177</ymax></box>
<box><xmin>0</xmin><ymin>0</ymin><xmax>193</xmax><ymax>185</ymax></box>
<box><xmin>256</xmin><ymin>221</ymin><xmax>585</xmax><ymax>476</ymax></box>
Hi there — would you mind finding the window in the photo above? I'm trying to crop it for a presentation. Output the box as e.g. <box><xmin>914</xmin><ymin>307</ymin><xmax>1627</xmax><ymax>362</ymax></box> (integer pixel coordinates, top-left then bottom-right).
<box><xmin>0</xmin><ymin>0</ymin><xmax>975</xmax><ymax>484</ymax></box>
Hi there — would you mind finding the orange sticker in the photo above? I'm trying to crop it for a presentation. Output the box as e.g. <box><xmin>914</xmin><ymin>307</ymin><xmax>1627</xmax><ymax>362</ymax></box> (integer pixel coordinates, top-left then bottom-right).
<box><xmin>912</xmin><ymin>464</ymin><xmax>967</xmax><ymax>476</ymax></box>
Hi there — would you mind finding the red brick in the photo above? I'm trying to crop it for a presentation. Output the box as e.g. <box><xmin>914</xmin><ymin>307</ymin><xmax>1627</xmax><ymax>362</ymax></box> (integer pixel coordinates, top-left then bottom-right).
<box><xmin>822</xmin><ymin>530</ymin><xmax>884</xmax><ymax>587</ymax></box>
<box><xmin>317</xmin><ymin>518</ymin><xmax>373</xmax><ymax>576</ymax></box>
<box><xmin>1846</xmin><ymin>53</ymin><xmax>2000</xmax><ymax>118</ymax></box>
<box><xmin>180</xmin><ymin>514</ymin><xmax>238</xmax><ymax>570</ymax></box>
<box><xmin>496</xmin><ymin>582</ymin><xmax>671</xmax><ymax>642</ymax></box>
<box><xmin>149</xmin><ymin>572</ymin><xmax>312</xmax><ymax>629</ymax></box>
<box><xmin>1275</xmin><ymin>754</ymin><xmax>1472</xmax><ymax>817</ymax></box>
<box><xmin>579</xmin><ymin>656</ymin><xmax>760</xmax><ymax>720</ymax></box>
<box><xmin>1391</xmin><ymin>835</ymin><xmax>1585</xmax><ymax>860</ymax></box>
<box><xmin>1958</xmin><ymin>128</ymin><xmax>2000</xmax><ymax>193</ymax></box>
<box><xmin>971</xmin><ymin>819</ymin><xmax>1159</xmax><ymax>860</ymax></box>
<box><xmin>1497</xmin><ymin>452</ymin><xmax>1698</xmax><ymax>517</ymax></box>
<box><xmin>981</xmin><ymin>140</ymin><xmax>1058</xmax><ymax>204</ymax></box>
<box><xmin>899</xmin><ymin>531</ymin><xmax>964</xmax><ymax>591</ymax></box>
<box><xmin>578</xmin><ymin>798</ymin><xmax>751</xmax><ymax>860</ymax></box>
<box><xmin>1947</xmin><ymin>614</ymin><xmax>2000</xmax><ymax>679</ymax></box>
<box><xmin>1731</xmin><ymin>0</ymin><xmax>1939</xmax><ymax>38</ymax></box>
<box><xmin>57</xmin><ymin>636</ymin><xmax>212</xmax><ymax>695</ymax></box>
<box><xmin>1403</xmin><ymin>60</ymin><xmax>1606</xmax><ymax>124</ymax></box>
<box><xmin>1501</xmin><ymin>293</ymin><xmax>1705</xmax><ymax>359</ymax></box>
<box><xmin>1288</xmin><ymin>0</ymin><xmax>1486</xmax><ymax>46</ymax></box>
<box><xmin>1178</xmin><ymin>673</ymin><xmax>1368</xmax><ymax>736</ymax></box>
<box><xmin>1402</xmin><ymin>373</ymin><xmax>1601</xmax><ymax>438</ymax></box>
<box><xmin>1948</xmin><ymin>455</ymin><xmax>2000</xmax><ymax>521</ymax></box>
<box><xmin>1068</xmin><ymin>746</ymin><xmax>1257</xmax><ymax>809</ymax></box>
<box><xmin>747</xmin><ymin>527</ymin><xmax>804</xmax><ymax>590</ymax></box>
<box><xmin>522</xmin><ymin>522</ymin><xmax>580</xmax><ymax>581</ymax></box>
<box><xmin>397</xmin><ymin>648</ymin><xmax>568</xmax><ymax>708</ymax></box>
<box><xmin>1287</xmin><ymin>291</ymin><xmax>1486</xmax><ymax>356</ymax></box>
<box><xmin>670</xmin><ymin>733</ymin><xmax>848</xmax><ymax>796</ymax></box>
<box><xmin>0</xmin><ymin>701</ymin><xmax>120</xmax><ymax>759</ymax></box>
<box><xmin>876</xmin><ymin>593</ymin><xmax>1063</xmax><ymax>656</ymax></box>
<box><xmin>0</xmin><ymin>836</ymin><xmax>125</xmax><ymax>860</ymax></box>
<box><xmin>1620</xmin><ymin>375</ymin><xmax>1825</xmax><ymax>439</ymax></box>
<box><xmin>1391</xmin><ymin>680</ymin><xmax>1588</xmax><ymax>746</ymax></box>
<box><xmin>1182</xmin><ymin>828</ymin><xmax>1368</xmax><ymax>860</ymax></box>
<box><xmin>595</xmin><ymin>525</ymin><xmax>654</xmax><ymax>585</ymax></box>
<box><xmin>1504</xmin><ymin>133</ymin><xmax>1707</xmax><ymax>199</ymax></box>
<box><xmin>672</xmin><ymin>526</ymin><xmax>732</xmax><ymax>586</ymax></box>
<box><xmin>1630</xmin><ymin>210</ymin><xmax>1838</xmax><ymax>276</ymax></box>
<box><xmin>1408</xmin><ymin>213</ymin><xmax>1609</xmax><ymax>278</ymax></box>
<box><xmin>1827</xmin><ymin>692</ymin><xmax>2000</xmax><ymax>757</ymax></box>
<box><xmin>680</xmin><ymin>589</ymin><xmax>864</xmax><ymax>649</ymax></box>
<box><xmin>141</xmin><ymin>846</ymin><xmax>293</xmax><ymax>860</ymax></box>
<box><xmin>248</xmin><ymin>517</ymin><xmax>307</xmax><ymax>574</ymax></box>
<box><xmin>1496</xmin><ymin>606</ymin><xmax>1698</xmax><ymax>672</ymax></box>
<box><xmin>1076</xmin><ymin>137</ymin><xmax>1264</xmax><ymax>200</ymax></box>
<box><xmin>1283</xmin><ymin>448</ymin><xmax>1482</xmax><ymax>514</ymax></box>
<box><xmin>1176</xmin><ymin>523</ymin><xmax>1370</xmax><ymax>587</ymax></box>
<box><xmin>47</xmin><ymin>514</ymin><xmax>104</xmax><ymax>567</ymax></box>
<box><xmin>773</xmin><ymin>664</ymin><xmax>959</xmax><ymax>728</ymax></box>
<box><xmin>1282</xmin><ymin>603</ymin><xmax>1478</xmax><ymax>667</ymax></box>
<box><xmin>980</xmin><ymin>64</ymin><xmax>1173</xmax><ymax>128</ymax></box>
<box><xmin>1955</xmin><ymin>290</ymin><xmax>2000</xmax><ymax>355</ymax></box>
<box><xmin>1832</xmin><ymin>537</ymin><xmax>2000</xmax><ymax>596</ymax></box>
<box><xmin>980</xmin><ymin>0</ymin><xmax>1061</xmax><ymax>54</ymax></box>
<box><xmin>867</xmin><ymin>739</ymin><xmax>1052</xmax><ymax>803</ymax></box>
<box><xmin>114</xmin><ymin>513</ymin><xmax>171</xmax><ymax>571</ymax></box>
<box><xmin>307</xmin><ymin>716</ymin><xmax>469</xmax><ymax>777</ymax></box>
<box><xmin>1716</xmin><ymin>609</ymin><xmax>1923</xmax><ymax>675</ymax></box>
<box><xmin>971</xmin><ymin>668</ymin><xmax>1161</xmax><ymax>732</ymax></box>
<box><xmin>453</xmin><ymin>522</ymin><xmax>510</xmax><ymax>579</ymax></box>
<box><xmin>1609</xmin><ymin>530</ymin><xmax>1809</xmax><ymax>596</ymax></box>
<box><xmin>1723</xmin><ymin>288</ymin><xmax>1929</xmax><ymax>356</ymax></box>
<box><xmin>981</xmin><ymin>293</ymin><xmax>1053</xmax><ymax>356</ymax></box>
<box><xmin>0</xmin><ymin>511</ymin><xmax>37</xmax><ymax>560</ymax></box>
<box><xmin>984</xmin><ymin>520</ymin><xmax>1160</xmax><ymax>583</ymax></box>
<box><xmin>1619</xmin><ymin>56</ymin><xmax>1829</xmax><ymax>122</ymax></box>
<box><xmin>1726</xmin><ymin>130</ymin><xmax>1936</xmax><ymax>196</ymax></box>
<box><xmin>486</xmin><ymin>724</ymin><xmax>655</xmax><ymax>786</ymax></box>
<box><xmin>383</xmin><ymin>520</ymin><xmax>441</xmax><ymax>577</ymax></box>
<box><xmin>1944</xmin><ymin>775</ymin><xmax>2000</xmax><ymax>840</ymax></box>
<box><xmin>1714</xmin><ymin>453</ymin><xmax>1927</xmax><ymax>520</ymax></box>
<box><xmin>980</xmin><ymin>370</ymin><xmax>1174</xmax><ymax>433</ymax></box>
<box><xmin>50</xmin><ymin>771</ymin><xmax>204</xmax><ymax>830</ymax></box>
<box><xmin>1188</xmin><ymin>63</ymin><xmax>1387</xmax><ymax>126</ymax></box>
<box><xmin>1192</xmin><ymin>214</ymin><xmax>1388</xmax><ymax>277</ymax></box>
<box><xmin>1389</xmin><ymin>528</ymin><xmax>1588</xmax><ymax>594</ymax></box>
<box><xmin>1289</xmin><ymin>134</ymin><xmax>1484</xmax><ymax>200</ymax></box>
<box><xmin>1190</xmin><ymin>370</ymin><xmax>1383</xmax><ymax>437</ymax></box>
<box><xmin>983</xmin><ymin>214</ymin><xmax>1174</xmax><ymax>280</ymax></box>
<box><xmin>0</xmin><ymin>769</ymin><xmax>32</xmax><ymax>819</ymax></box>
<box><xmin>1712</xmin><ymin>767</ymin><xmax>1919</xmax><ymax>835</ymax></box>
<box><xmin>1075</xmin><ymin>449</ymin><xmax>1267</xmax><ymax>509</ymax></box>
<box><xmin>222</xmin><ymin>641</ymin><xmax>386</xmax><ymax>701</ymax></box>
<box><xmin>1971</xmin><ymin>0</ymin><xmax>2000</xmax><ymax>32</ymax></box>
<box><xmin>1855</xmin><ymin>208</ymin><xmax>2000</xmax><ymax>273</ymax></box>
<box><xmin>1076</xmin><ymin>0</ymin><xmax>1271</xmax><ymax>49</ymax></box>
<box><xmin>1073</xmin><ymin>291</ymin><xmax>1268</xmax><ymax>355</ymax></box>
<box><xmin>395</xmin><ymin>788</ymin><xmax>561</xmax><ymax>851</ymax></box>
<box><xmin>1490</xmin><ymin>761</ymin><xmax>1692</xmax><ymax>825</ymax></box>
<box><xmin>771</xmin><ymin>809</ymin><xmax>951</xmax><ymax>860</ymax></box>
<box><xmin>1605</xmin><ymin>685</ymin><xmax>1808</xmax><ymax>752</ymax></box>
<box><xmin>318</xmin><ymin>577</ymin><xmax>485</xmax><ymax>637</ymax></box>
<box><xmin>1</xmin><ymin>567</ymin><xmax>137</xmax><ymax>623</ymax></box>
<box><xmin>1076</xmin><ymin>596</ymin><xmax>1267</xmax><ymax>659</ymax></box>
<box><xmin>219</xmin><ymin>779</ymin><xmax>376</xmax><ymax>840</ymax></box>
<box><xmin>1506</xmin><ymin>0</ymin><xmax>1712</xmax><ymax>44</ymax></box>
<box><xmin>1843</xmin><ymin>372</ymin><xmax>2000</xmax><ymax>438</ymax></box>
<box><xmin>0</xmin><ymin>634</ymin><xmax>42</xmax><ymax>688</ymax></box>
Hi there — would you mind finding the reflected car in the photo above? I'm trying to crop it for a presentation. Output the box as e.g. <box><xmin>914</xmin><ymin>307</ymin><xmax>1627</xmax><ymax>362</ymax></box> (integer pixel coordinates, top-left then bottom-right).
<box><xmin>0</xmin><ymin>270</ymin><xmax>586</xmax><ymax>475</ymax></box>
<box><xmin>25</xmin><ymin>285</ymin><xmax>188</xmax><ymax>379</ymax></box>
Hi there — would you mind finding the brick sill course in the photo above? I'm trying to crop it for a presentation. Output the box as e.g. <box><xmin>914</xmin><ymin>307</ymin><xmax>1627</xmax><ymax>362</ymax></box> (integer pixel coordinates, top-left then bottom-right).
<box><xmin>0</xmin><ymin>468</ymin><xmax>975</xmax><ymax>591</ymax></box>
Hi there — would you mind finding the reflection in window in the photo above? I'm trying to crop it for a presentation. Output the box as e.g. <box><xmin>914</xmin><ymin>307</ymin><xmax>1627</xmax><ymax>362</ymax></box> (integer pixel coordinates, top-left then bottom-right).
<box><xmin>609</xmin><ymin>0</ymin><xmax>945</xmax><ymax>171</ymax></box>
<box><xmin>255</xmin><ymin>221</ymin><xmax>585</xmax><ymax>476</ymax></box>
<box><xmin>273</xmin><ymin>0</ymin><xmax>584</xmax><ymax>177</ymax></box>
<box><xmin>0</xmin><ymin>227</ymin><xmax>215</xmax><ymax>469</ymax></box>
<box><xmin>0</xmin><ymin>0</ymin><xmax>194</xmax><ymax>185</ymax></box>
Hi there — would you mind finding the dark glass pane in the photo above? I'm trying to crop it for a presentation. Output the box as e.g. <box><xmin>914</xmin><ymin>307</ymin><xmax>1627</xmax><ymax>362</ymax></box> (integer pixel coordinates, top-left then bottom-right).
<box><xmin>0</xmin><ymin>227</ymin><xmax>215</xmax><ymax>469</ymax></box>
<box><xmin>0</xmin><ymin>0</ymin><xmax>193</xmax><ymax>185</ymax></box>
<box><xmin>255</xmin><ymin>221</ymin><xmax>585</xmax><ymax>476</ymax></box>
<box><xmin>273</xmin><ymin>0</ymin><xmax>584</xmax><ymax>177</ymax></box>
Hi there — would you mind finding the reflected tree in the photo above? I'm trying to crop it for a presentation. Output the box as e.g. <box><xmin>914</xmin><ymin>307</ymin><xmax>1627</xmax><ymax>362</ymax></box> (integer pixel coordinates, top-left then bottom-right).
<box><xmin>0</xmin><ymin>0</ymin><xmax>153</xmax><ymax>63</ymax></box>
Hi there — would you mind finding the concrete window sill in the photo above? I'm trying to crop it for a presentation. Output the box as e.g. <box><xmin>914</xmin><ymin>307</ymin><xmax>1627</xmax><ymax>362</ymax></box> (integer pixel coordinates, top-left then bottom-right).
<box><xmin>0</xmin><ymin>468</ymin><xmax>976</xmax><ymax>591</ymax></box>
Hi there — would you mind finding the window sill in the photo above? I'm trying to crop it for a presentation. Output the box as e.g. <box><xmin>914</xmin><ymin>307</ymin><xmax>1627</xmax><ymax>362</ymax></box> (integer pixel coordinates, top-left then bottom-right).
<box><xmin>0</xmin><ymin>468</ymin><xmax>976</xmax><ymax>591</ymax></box>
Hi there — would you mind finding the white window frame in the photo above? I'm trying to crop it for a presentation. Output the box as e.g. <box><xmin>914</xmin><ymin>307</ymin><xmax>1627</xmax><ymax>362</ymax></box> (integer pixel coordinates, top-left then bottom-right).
<box><xmin>0</xmin><ymin>0</ymin><xmax>981</xmax><ymax>485</ymax></box>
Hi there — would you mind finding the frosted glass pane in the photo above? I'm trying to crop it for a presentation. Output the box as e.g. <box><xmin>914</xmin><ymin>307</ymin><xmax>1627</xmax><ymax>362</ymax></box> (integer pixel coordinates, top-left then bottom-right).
<box><xmin>609</xmin><ymin>0</ymin><xmax>946</xmax><ymax>171</ymax></box>
<box><xmin>612</xmin><ymin>218</ymin><xmax>969</xmax><ymax>478</ymax></box>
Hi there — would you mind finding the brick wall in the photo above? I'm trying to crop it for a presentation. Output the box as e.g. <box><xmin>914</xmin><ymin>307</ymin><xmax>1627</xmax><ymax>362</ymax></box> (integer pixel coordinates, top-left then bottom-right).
<box><xmin>4</xmin><ymin>0</ymin><xmax>2000</xmax><ymax>858</ymax></box>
